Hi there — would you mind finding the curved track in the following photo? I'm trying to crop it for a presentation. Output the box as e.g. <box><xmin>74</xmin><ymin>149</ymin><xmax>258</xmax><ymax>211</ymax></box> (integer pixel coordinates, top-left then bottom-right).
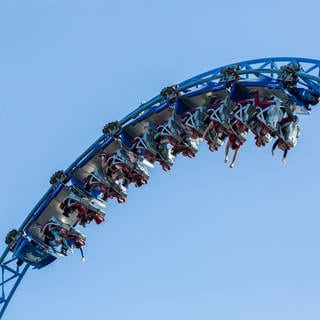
<box><xmin>1</xmin><ymin>57</ymin><xmax>320</xmax><ymax>318</ymax></box>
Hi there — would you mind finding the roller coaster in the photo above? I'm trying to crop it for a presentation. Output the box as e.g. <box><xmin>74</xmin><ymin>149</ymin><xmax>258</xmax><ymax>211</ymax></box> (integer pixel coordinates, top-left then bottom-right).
<box><xmin>1</xmin><ymin>57</ymin><xmax>320</xmax><ymax>319</ymax></box>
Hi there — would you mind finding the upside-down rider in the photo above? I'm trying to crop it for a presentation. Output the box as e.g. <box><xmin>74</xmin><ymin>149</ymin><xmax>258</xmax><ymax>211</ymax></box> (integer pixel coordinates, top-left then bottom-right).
<box><xmin>61</xmin><ymin>197</ymin><xmax>104</xmax><ymax>226</ymax></box>
<box><xmin>41</xmin><ymin>220</ymin><xmax>85</xmax><ymax>260</ymax></box>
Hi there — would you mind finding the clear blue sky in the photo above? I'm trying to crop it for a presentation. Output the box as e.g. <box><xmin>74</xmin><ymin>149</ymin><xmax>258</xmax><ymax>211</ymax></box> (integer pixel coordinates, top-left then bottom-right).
<box><xmin>1</xmin><ymin>1</ymin><xmax>320</xmax><ymax>319</ymax></box>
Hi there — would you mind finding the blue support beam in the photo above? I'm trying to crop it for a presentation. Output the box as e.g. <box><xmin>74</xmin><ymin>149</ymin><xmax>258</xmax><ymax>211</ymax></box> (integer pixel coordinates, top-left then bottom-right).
<box><xmin>0</xmin><ymin>257</ymin><xmax>29</xmax><ymax>319</ymax></box>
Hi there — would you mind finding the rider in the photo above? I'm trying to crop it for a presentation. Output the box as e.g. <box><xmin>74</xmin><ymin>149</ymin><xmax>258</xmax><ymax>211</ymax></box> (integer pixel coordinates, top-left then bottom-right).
<box><xmin>41</xmin><ymin>221</ymin><xmax>71</xmax><ymax>256</ymax></box>
<box><xmin>271</xmin><ymin>116</ymin><xmax>300</xmax><ymax>163</ymax></box>
<box><xmin>134</xmin><ymin>122</ymin><xmax>174</xmax><ymax>170</ymax></box>
<box><xmin>61</xmin><ymin>197</ymin><xmax>104</xmax><ymax>226</ymax></box>
<box><xmin>41</xmin><ymin>219</ymin><xmax>86</xmax><ymax>259</ymax></box>
<box><xmin>202</xmin><ymin>120</ymin><xmax>227</xmax><ymax>152</ymax></box>
<box><xmin>224</xmin><ymin>133</ymin><xmax>241</xmax><ymax>169</ymax></box>
<box><xmin>99</xmin><ymin>130</ymin><xmax>149</xmax><ymax>188</ymax></box>
<box><xmin>84</xmin><ymin>168</ymin><xmax>127</xmax><ymax>203</ymax></box>
<box><xmin>99</xmin><ymin>151</ymin><xmax>130</xmax><ymax>186</ymax></box>
<box><xmin>271</xmin><ymin>138</ymin><xmax>289</xmax><ymax>163</ymax></box>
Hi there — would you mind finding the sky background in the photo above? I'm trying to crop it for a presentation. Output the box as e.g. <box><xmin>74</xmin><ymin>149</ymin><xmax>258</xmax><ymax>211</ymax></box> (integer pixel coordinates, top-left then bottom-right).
<box><xmin>1</xmin><ymin>1</ymin><xmax>320</xmax><ymax>319</ymax></box>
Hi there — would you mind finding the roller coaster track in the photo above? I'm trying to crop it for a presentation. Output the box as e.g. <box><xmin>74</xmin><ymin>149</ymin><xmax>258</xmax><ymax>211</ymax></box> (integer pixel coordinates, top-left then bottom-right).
<box><xmin>1</xmin><ymin>57</ymin><xmax>320</xmax><ymax>319</ymax></box>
